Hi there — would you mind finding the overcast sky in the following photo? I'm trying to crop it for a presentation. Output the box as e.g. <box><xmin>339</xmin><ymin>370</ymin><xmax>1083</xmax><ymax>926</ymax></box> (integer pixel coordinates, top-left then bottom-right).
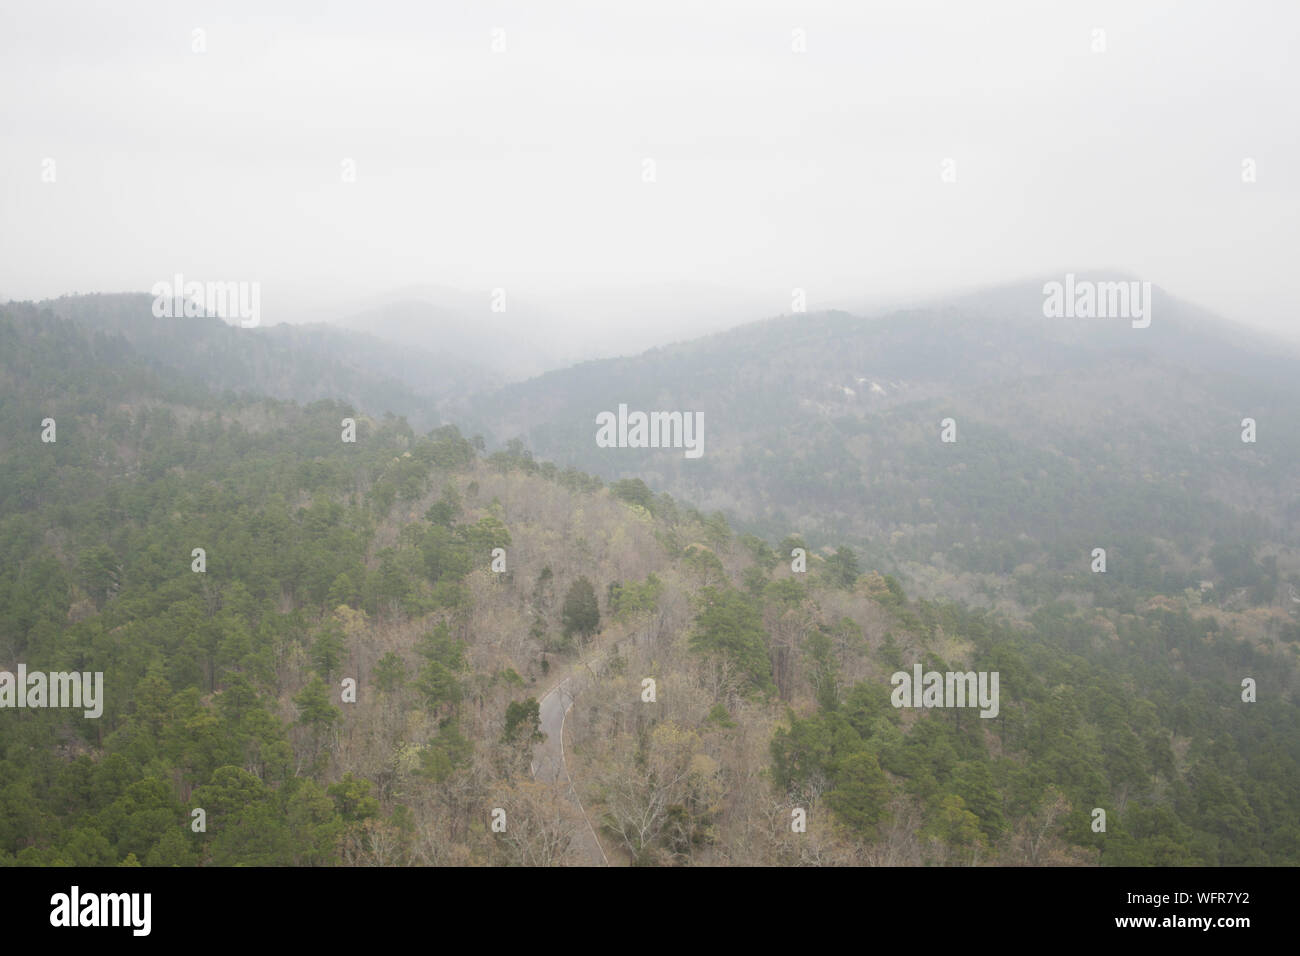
<box><xmin>2</xmin><ymin>0</ymin><xmax>1297</xmax><ymax>341</ymax></box>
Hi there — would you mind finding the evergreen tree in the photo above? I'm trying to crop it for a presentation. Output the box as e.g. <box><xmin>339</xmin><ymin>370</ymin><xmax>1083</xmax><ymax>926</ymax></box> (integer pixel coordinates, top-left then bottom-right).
<box><xmin>561</xmin><ymin>577</ymin><xmax>600</xmax><ymax>639</ymax></box>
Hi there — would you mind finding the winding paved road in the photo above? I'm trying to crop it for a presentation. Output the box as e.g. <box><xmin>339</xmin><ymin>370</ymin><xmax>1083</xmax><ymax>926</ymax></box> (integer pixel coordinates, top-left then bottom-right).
<box><xmin>532</xmin><ymin>675</ymin><xmax>609</xmax><ymax>865</ymax></box>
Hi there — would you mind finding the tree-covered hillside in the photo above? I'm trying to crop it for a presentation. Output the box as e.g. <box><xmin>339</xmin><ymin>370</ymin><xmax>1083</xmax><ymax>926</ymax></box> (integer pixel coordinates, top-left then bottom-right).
<box><xmin>1</xmin><ymin>301</ymin><xmax>1297</xmax><ymax>866</ymax></box>
<box><xmin>33</xmin><ymin>294</ymin><xmax>489</xmax><ymax>431</ymax></box>
<box><xmin>454</xmin><ymin>279</ymin><xmax>1300</xmax><ymax>620</ymax></box>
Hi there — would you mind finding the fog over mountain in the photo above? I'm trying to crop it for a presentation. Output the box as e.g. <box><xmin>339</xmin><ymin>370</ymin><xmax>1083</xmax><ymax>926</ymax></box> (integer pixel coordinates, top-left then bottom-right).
<box><xmin>3</xmin><ymin>1</ymin><xmax>1298</xmax><ymax>345</ymax></box>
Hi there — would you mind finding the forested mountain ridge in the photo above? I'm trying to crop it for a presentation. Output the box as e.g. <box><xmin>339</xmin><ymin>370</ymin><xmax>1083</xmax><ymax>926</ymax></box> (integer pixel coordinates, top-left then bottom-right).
<box><xmin>453</xmin><ymin>277</ymin><xmax>1300</xmax><ymax>620</ymax></box>
<box><xmin>1</xmin><ymin>300</ymin><xmax>1298</xmax><ymax>866</ymax></box>
<box><xmin>23</xmin><ymin>293</ymin><xmax>485</xmax><ymax>432</ymax></box>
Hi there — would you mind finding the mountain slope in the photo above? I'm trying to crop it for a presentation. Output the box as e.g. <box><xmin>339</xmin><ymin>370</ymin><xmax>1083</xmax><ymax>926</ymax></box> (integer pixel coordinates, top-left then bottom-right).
<box><xmin>1</xmin><ymin>296</ymin><xmax>1298</xmax><ymax>868</ymax></box>
<box><xmin>455</xmin><ymin>277</ymin><xmax>1300</xmax><ymax>611</ymax></box>
<box><xmin>30</xmin><ymin>293</ymin><xmax>492</xmax><ymax>430</ymax></box>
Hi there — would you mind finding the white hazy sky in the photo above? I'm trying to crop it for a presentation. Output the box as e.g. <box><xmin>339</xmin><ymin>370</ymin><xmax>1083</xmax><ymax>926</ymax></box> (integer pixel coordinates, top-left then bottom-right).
<box><xmin>2</xmin><ymin>0</ymin><xmax>1297</xmax><ymax>339</ymax></box>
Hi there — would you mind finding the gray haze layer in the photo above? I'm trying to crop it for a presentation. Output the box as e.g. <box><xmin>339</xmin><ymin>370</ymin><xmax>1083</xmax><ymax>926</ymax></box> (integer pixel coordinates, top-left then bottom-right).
<box><xmin>2</xmin><ymin>0</ymin><xmax>1297</xmax><ymax>354</ymax></box>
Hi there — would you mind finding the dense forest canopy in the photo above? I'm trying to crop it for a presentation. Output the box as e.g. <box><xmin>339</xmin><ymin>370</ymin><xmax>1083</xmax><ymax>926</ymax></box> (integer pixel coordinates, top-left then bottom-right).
<box><xmin>0</xmin><ymin>294</ymin><xmax>1296</xmax><ymax>867</ymax></box>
